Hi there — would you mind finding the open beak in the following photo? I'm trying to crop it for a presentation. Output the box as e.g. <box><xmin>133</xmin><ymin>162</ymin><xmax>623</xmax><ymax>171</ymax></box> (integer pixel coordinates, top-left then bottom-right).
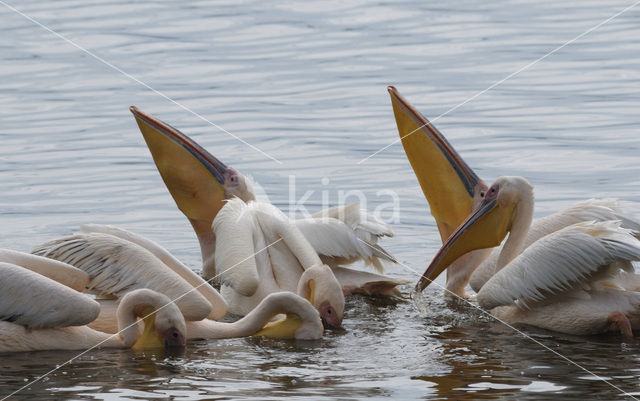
<box><xmin>388</xmin><ymin>86</ymin><xmax>486</xmax><ymax>241</ymax></box>
<box><xmin>415</xmin><ymin>197</ymin><xmax>516</xmax><ymax>293</ymax></box>
<box><xmin>130</xmin><ymin>106</ymin><xmax>228</xmax><ymax>236</ymax></box>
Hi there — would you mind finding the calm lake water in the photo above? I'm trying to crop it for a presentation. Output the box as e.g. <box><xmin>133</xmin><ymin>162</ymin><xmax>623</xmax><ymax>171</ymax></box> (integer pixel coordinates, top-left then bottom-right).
<box><xmin>2</xmin><ymin>0</ymin><xmax>640</xmax><ymax>399</ymax></box>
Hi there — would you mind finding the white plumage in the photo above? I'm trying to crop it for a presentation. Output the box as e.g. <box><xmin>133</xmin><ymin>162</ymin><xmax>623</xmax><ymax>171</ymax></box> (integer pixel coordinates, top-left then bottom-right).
<box><xmin>30</xmin><ymin>224</ymin><xmax>324</xmax><ymax>340</ymax></box>
<box><xmin>0</xmin><ymin>249</ymin><xmax>90</xmax><ymax>292</ymax></box>
<box><xmin>0</xmin><ymin>261</ymin><xmax>99</xmax><ymax>329</ymax></box>
<box><xmin>422</xmin><ymin>176</ymin><xmax>640</xmax><ymax>336</ymax></box>
<box><xmin>32</xmin><ymin>232</ymin><xmax>216</xmax><ymax>321</ymax></box>
<box><xmin>214</xmin><ymin>198</ymin><xmax>345</xmax><ymax>327</ymax></box>
<box><xmin>305</xmin><ymin>202</ymin><xmax>396</xmax><ymax>272</ymax></box>
<box><xmin>477</xmin><ymin>221</ymin><xmax>640</xmax><ymax>310</ymax></box>
<box><xmin>0</xmin><ymin>262</ymin><xmax>186</xmax><ymax>352</ymax></box>
<box><xmin>78</xmin><ymin>224</ymin><xmax>228</xmax><ymax>319</ymax></box>
<box><xmin>186</xmin><ymin>291</ymin><xmax>323</xmax><ymax>340</ymax></box>
<box><xmin>469</xmin><ymin>198</ymin><xmax>640</xmax><ymax>292</ymax></box>
<box><xmin>222</xmin><ymin>168</ymin><xmax>397</xmax><ymax>275</ymax></box>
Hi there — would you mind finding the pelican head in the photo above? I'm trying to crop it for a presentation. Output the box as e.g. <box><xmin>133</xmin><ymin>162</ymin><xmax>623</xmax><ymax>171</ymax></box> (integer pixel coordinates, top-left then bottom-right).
<box><xmin>118</xmin><ymin>288</ymin><xmax>187</xmax><ymax>349</ymax></box>
<box><xmin>415</xmin><ymin>176</ymin><xmax>533</xmax><ymax>293</ymax></box>
<box><xmin>224</xmin><ymin>167</ymin><xmax>256</xmax><ymax>202</ymax></box>
<box><xmin>298</xmin><ymin>264</ymin><xmax>345</xmax><ymax>328</ymax></box>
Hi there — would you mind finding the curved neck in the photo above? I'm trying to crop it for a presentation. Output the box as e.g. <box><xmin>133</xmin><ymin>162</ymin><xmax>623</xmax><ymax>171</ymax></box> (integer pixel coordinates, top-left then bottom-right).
<box><xmin>192</xmin><ymin>296</ymin><xmax>286</xmax><ymax>339</ymax></box>
<box><xmin>496</xmin><ymin>192</ymin><xmax>535</xmax><ymax>270</ymax></box>
<box><xmin>116</xmin><ymin>290</ymin><xmax>166</xmax><ymax>347</ymax></box>
<box><xmin>117</xmin><ymin>305</ymin><xmax>143</xmax><ymax>348</ymax></box>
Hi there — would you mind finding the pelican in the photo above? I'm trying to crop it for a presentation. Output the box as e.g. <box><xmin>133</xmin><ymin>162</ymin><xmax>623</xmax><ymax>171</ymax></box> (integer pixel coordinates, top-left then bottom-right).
<box><xmin>214</xmin><ymin>197</ymin><xmax>345</xmax><ymax>326</ymax></box>
<box><xmin>33</xmin><ymin>229</ymin><xmax>222</xmax><ymax>324</ymax></box>
<box><xmin>416</xmin><ymin>176</ymin><xmax>640</xmax><ymax>336</ymax></box>
<box><xmin>0</xmin><ymin>262</ymin><xmax>186</xmax><ymax>352</ymax></box>
<box><xmin>389</xmin><ymin>86</ymin><xmax>640</xmax><ymax>298</ymax></box>
<box><xmin>187</xmin><ymin>291</ymin><xmax>323</xmax><ymax>340</ymax></box>
<box><xmin>33</xmin><ymin>226</ymin><xmax>325</xmax><ymax>338</ymax></box>
<box><xmin>129</xmin><ymin>106</ymin><xmax>408</xmax><ymax>298</ymax></box>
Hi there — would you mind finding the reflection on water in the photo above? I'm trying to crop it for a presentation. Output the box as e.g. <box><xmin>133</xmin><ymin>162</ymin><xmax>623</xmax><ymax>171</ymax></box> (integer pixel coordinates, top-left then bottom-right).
<box><xmin>2</xmin><ymin>0</ymin><xmax>640</xmax><ymax>399</ymax></box>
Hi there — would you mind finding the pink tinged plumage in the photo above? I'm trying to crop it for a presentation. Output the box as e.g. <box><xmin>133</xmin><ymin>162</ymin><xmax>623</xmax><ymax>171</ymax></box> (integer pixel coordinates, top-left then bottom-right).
<box><xmin>32</xmin><ymin>233</ymin><xmax>213</xmax><ymax>321</ymax></box>
<box><xmin>0</xmin><ymin>263</ymin><xmax>186</xmax><ymax>352</ymax></box>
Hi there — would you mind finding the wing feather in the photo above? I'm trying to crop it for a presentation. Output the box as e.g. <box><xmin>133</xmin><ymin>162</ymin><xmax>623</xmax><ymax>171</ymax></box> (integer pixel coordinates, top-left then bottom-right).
<box><xmin>0</xmin><ymin>262</ymin><xmax>99</xmax><ymax>329</ymax></box>
<box><xmin>471</xmin><ymin>198</ymin><xmax>640</xmax><ymax>292</ymax></box>
<box><xmin>0</xmin><ymin>249</ymin><xmax>89</xmax><ymax>291</ymax></box>
<box><xmin>477</xmin><ymin>221</ymin><xmax>640</xmax><ymax>310</ymax></box>
<box><xmin>301</xmin><ymin>203</ymin><xmax>396</xmax><ymax>272</ymax></box>
<box><xmin>79</xmin><ymin>224</ymin><xmax>227</xmax><ymax>319</ymax></box>
<box><xmin>32</xmin><ymin>233</ymin><xmax>212</xmax><ymax>321</ymax></box>
<box><xmin>294</xmin><ymin>217</ymin><xmax>395</xmax><ymax>271</ymax></box>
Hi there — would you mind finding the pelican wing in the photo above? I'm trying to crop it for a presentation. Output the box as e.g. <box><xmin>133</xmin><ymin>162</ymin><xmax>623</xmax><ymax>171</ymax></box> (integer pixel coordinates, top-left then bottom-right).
<box><xmin>294</xmin><ymin>217</ymin><xmax>394</xmax><ymax>272</ymax></box>
<box><xmin>389</xmin><ymin>86</ymin><xmax>485</xmax><ymax>241</ymax></box>
<box><xmin>477</xmin><ymin>221</ymin><xmax>640</xmax><ymax>310</ymax></box>
<box><xmin>471</xmin><ymin>198</ymin><xmax>640</xmax><ymax>291</ymax></box>
<box><xmin>80</xmin><ymin>224</ymin><xmax>228</xmax><ymax>319</ymax></box>
<box><xmin>32</xmin><ymin>233</ymin><xmax>213</xmax><ymax>321</ymax></box>
<box><xmin>311</xmin><ymin>203</ymin><xmax>394</xmax><ymax>241</ymax></box>
<box><xmin>213</xmin><ymin>199</ymin><xmax>261</xmax><ymax>296</ymax></box>
<box><xmin>0</xmin><ymin>249</ymin><xmax>89</xmax><ymax>292</ymax></box>
<box><xmin>333</xmin><ymin>267</ymin><xmax>410</xmax><ymax>297</ymax></box>
<box><xmin>307</xmin><ymin>203</ymin><xmax>396</xmax><ymax>272</ymax></box>
<box><xmin>0</xmin><ymin>262</ymin><xmax>99</xmax><ymax>329</ymax></box>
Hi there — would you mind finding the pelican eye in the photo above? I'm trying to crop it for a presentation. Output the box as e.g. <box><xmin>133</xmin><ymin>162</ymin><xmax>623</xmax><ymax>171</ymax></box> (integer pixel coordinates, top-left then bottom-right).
<box><xmin>485</xmin><ymin>184</ymin><xmax>499</xmax><ymax>200</ymax></box>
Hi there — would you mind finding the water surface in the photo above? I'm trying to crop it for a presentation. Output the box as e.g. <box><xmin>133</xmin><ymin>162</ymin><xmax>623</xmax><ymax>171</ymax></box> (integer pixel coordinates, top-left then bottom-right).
<box><xmin>1</xmin><ymin>0</ymin><xmax>640</xmax><ymax>399</ymax></box>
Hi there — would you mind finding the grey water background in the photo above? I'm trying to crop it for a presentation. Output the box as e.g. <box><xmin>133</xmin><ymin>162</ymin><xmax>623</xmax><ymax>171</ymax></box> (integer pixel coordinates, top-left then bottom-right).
<box><xmin>1</xmin><ymin>0</ymin><xmax>640</xmax><ymax>399</ymax></box>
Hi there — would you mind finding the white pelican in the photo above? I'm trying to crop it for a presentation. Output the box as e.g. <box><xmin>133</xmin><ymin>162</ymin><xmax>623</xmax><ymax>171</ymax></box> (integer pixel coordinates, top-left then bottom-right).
<box><xmin>129</xmin><ymin>106</ymin><xmax>407</xmax><ymax>297</ymax></box>
<box><xmin>33</xmin><ymin>226</ymin><xmax>325</xmax><ymax>338</ymax></box>
<box><xmin>90</xmin><ymin>291</ymin><xmax>324</xmax><ymax>340</ymax></box>
<box><xmin>214</xmin><ymin>197</ymin><xmax>345</xmax><ymax>327</ymax></box>
<box><xmin>389</xmin><ymin>86</ymin><xmax>640</xmax><ymax>298</ymax></box>
<box><xmin>187</xmin><ymin>291</ymin><xmax>323</xmax><ymax>340</ymax></box>
<box><xmin>416</xmin><ymin>176</ymin><xmax>640</xmax><ymax>336</ymax></box>
<box><xmin>0</xmin><ymin>262</ymin><xmax>186</xmax><ymax>352</ymax></box>
<box><xmin>33</xmin><ymin>231</ymin><xmax>220</xmax><ymax>324</ymax></box>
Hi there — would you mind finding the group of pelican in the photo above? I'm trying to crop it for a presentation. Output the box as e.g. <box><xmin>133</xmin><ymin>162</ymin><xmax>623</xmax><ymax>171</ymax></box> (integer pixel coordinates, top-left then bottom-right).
<box><xmin>3</xmin><ymin>87</ymin><xmax>640</xmax><ymax>353</ymax></box>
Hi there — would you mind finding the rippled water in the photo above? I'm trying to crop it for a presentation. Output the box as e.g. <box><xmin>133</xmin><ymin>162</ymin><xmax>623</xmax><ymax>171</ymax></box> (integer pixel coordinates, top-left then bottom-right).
<box><xmin>2</xmin><ymin>0</ymin><xmax>640</xmax><ymax>399</ymax></box>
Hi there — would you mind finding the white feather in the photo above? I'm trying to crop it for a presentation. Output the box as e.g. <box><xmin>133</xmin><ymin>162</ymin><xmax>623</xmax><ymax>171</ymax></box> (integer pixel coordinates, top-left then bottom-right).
<box><xmin>0</xmin><ymin>262</ymin><xmax>100</xmax><ymax>329</ymax></box>
<box><xmin>213</xmin><ymin>198</ymin><xmax>261</xmax><ymax>296</ymax></box>
<box><xmin>79</xmin><ymin>224</ymin><xmax>228</xmax><ymax>320</ymax></box>
<box><xmin>470</xmin><ymin>198</ymin><xmax>640</xmax><ymax>292</ymax></box>
<box><xmin>294</xmin><ymin>218</ymin><xmax>374</xmax><ymax>260</ymax></box>
<box><xmin>32</xmin><ymin>233</ymin><xmax>212</xmax><ymax>321</ymax></box>
<box><xmin>302</xmin><ymin>203</ymin><xmax>396</xmax><ymax>272</ymax></box>
<box><xmin>0</xmin><ymin>249</ymin><xmax>89</xmax><ymax>292</ymax></box>
<box><xmin>312</xmin><ymin>202</ymin><xmax>394</xmax><ymax>240</ymax></box>
<box><xmin>478</xmin><ymin>221</ymin><xmax>640</xmax><ymax>310</ymax></box>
